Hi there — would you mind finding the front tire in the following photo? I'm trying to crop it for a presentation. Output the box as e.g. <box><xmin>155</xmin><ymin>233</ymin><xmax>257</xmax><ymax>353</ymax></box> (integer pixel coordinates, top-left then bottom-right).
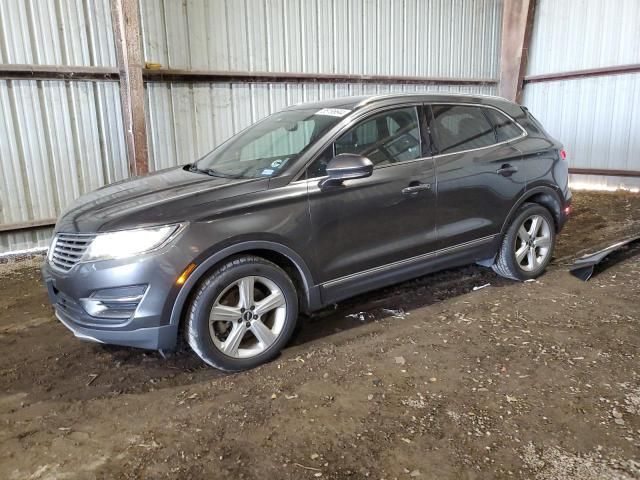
<box><xmin>492</xmin><ymin>203</ymin><xmax>556</xmax><ymax>281</ymax></box>
<box><xmin>185</xmin><ymin>255</ymin><xmax>299</xmax><ymax>371</ymax></box>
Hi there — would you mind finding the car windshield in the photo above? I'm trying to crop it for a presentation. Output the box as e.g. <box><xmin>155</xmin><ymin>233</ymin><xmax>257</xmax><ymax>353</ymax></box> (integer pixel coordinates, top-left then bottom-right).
<box><xmin>192</xmin><ymin>108</ymin><xmax>348</xmax><ymax>178</ymax></box>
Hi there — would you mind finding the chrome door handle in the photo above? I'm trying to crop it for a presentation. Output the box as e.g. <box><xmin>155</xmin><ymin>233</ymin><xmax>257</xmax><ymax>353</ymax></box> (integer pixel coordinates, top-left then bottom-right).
<box><xmin>496</xmin><ymin>164</ymin><xmax>518</xmax><ymax>176</ymax></box>
<box><xmin>402</xmin><ymin>183</ymin><xmax>431</xmax><ymax>195</ymax></box>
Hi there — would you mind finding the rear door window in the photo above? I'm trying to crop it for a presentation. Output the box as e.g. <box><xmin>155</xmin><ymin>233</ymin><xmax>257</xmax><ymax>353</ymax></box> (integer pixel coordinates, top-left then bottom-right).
<box><xmin>483</xmin><ymin>108</ymin><xmax>524</xmax><ymax>142</ymax></box>
<box><xmin>430</xmin><ymin>105</ymin><xmax>496</xmax><ymax>154</ymax></box>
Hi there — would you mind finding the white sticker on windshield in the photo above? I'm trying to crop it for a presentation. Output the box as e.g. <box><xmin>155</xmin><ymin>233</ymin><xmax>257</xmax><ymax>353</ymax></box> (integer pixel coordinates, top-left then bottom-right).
<box><xmin>316</xmin><ymin>108</ymin><xmax>351</xmax><ymax>117</ymax></box>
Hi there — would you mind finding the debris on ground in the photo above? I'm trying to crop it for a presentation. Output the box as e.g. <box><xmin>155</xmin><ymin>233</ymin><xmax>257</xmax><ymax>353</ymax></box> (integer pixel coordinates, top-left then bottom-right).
<box><xmin>345</xmin><ymin>312</ymin><xmax>368</xmax><ymax>322</ymax></box>
<box><xmin>382</xmin><ymin>308</ymin><xmax>410</xmax><ymax>318</ymax></box>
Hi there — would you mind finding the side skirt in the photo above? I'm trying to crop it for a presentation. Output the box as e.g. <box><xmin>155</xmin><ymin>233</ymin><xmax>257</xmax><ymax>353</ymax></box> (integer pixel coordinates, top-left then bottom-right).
<box><xmin>319</xmin><ymin>235</ymin><xmax>499</xmax><ymax>305</ymax></box>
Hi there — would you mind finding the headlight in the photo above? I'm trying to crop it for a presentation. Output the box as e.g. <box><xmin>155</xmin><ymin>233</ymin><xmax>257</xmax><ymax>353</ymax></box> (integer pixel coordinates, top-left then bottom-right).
<box><xmin>82</xmin><ymin>224</ymin><xmax>185</xmax><ymax>262</ymax></box>
<box><xmin>47</xmin><ymin>235</ymin><xmax>57</xmax><ymax>262</ymax></box>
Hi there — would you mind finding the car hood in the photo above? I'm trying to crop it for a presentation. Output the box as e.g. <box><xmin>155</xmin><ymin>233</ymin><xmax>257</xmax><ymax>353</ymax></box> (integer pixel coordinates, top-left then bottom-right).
<box><xmin>55</xmin><ymin>166</ymin><xmax>269</xmax><ymax>233</ymax></box>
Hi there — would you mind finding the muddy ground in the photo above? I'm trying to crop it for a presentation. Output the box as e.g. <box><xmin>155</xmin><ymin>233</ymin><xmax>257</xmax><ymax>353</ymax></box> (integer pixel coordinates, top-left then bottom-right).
<box><xmin>1</xmin><ymin>191</ymin><xmax>639</xmax><ymax>480</ymax></box>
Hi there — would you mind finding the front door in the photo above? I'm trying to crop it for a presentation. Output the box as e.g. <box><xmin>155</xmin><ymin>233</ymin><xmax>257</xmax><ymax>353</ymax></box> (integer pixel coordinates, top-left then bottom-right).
<box><xmin>305</xmin><ymin>106</ymin><xmax>437</xmax><ymax>298</ymax></box>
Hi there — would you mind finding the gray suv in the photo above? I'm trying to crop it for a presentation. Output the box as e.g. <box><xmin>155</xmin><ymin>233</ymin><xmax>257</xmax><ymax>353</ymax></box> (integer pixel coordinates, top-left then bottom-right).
<box><xmin>42</xmin><ymin>93</ymin><xmax>571</xmax><ymax>371</ymax></box>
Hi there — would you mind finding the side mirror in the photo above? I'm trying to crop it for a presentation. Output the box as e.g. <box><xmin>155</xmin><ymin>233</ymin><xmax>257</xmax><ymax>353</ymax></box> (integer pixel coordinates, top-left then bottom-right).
<box><xmin>319</xmin><ymin>154</ymin><xmax>373</xmax><ymax>187</ymax></box>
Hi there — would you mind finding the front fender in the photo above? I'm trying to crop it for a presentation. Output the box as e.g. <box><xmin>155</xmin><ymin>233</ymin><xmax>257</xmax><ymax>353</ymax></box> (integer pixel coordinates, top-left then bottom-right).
<box><xmin>168</xmin><ymin>240</ymin><xmax>321</xmax><ymax>328</ymax></box>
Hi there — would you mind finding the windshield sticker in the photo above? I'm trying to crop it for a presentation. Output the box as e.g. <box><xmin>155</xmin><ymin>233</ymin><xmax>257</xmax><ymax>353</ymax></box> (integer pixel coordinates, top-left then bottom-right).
<box><xmin>270</xmin><ymin>159</ymin><xmax>285</xmax><ymax>168</ymax></box>
<box><xmin>261</xmin><ymin>168</ymin><xmax>275</xmax><ymax>176</ymax></box>
<box><xmin>316</xmin><ymin>108</ymin><xmax>351</xmax><ymax>117</ymax></box>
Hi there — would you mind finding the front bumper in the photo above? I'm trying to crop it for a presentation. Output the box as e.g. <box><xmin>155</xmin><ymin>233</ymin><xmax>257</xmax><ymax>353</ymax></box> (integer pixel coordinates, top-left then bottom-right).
<box><xmin>42</xmin><ymin>242</ymin><xmax>195</xmax><ymax>351</ymax></box>
<box><xmin>53</xmin><ymin>304</ymin><xmax>178</xmax><ymax>350</ymax></box>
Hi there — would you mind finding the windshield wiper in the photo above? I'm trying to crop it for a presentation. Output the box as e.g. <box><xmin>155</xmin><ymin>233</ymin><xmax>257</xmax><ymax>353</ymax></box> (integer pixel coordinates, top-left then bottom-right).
<box><xmin>186</xmin><ymin>164</ymin><xmax>243</xmax><ymax>179</ymax></box>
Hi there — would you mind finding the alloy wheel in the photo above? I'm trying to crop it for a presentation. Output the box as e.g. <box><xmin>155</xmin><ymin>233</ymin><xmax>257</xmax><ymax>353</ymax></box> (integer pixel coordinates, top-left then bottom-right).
<box><xmin>514</xmin><ymin>214</ymin><xmax>552</xmax><ymax>272</ymax></box>
<box><xmin>208</xmin><ymin>276</ymin><xmax>287</xmax><ymax>358</ymax></box>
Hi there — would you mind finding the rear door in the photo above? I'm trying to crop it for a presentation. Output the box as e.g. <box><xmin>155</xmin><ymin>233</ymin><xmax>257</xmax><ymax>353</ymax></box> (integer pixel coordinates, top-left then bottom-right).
<box><xmin>305</xmin><ymin>105</ymin><xmax>437</xmax><ymax>287</ymax></box>
<box><xmin>428</xmin><ymin>104</ymin><xmax>527</xmax><ymax>250</ymax></box>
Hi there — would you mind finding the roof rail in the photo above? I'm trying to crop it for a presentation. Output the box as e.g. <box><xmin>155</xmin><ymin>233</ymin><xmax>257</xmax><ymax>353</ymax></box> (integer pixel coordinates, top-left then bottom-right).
<box><xmin>355</xmin><ymin>91</ymin><xmax>506</xmax><ymax>107</ymax></box>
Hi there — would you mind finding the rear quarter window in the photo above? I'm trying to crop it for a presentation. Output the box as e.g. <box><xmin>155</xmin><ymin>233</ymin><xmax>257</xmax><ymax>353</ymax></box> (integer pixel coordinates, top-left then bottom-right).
<box><xmin>483</xmin><ymin>108</ymin><xmax>524</xmax><ymax>142</ymax></box>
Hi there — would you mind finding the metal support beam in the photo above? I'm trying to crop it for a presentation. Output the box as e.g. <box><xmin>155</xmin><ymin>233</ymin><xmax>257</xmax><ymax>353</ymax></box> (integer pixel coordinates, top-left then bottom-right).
<box><xmin>499</xmin><ymin>0</ymin><xmax>536</xmax><ymax>103</ymax></box>
<box><xmin>144</xmin><ymin>69</ymin><xmax>497</xmax><ymax>86</ymax></box>
<box><xmin>0</xmin><ymin>219</ymin><xmax>56</xmax><ymax>233</ymax></box>
<box><xmin>569</xmin><ymin>168</ymin><xmax>640</xmax><ymax>178</ymax></box>
<box><xmin>524</xmin><ymin>63</ymin><xmax>640</xmax><ymax>84</ymax></box>
<box><xmin>0</xmin><ymin>65</ymin><xmax>498</xmax><ymax>87</ymax></box>
<box><xmin>0</xmin><ymin>64</ymin><xmax>119</xmax><ymax>81</ymax></box>
<box><xmin>111</xmin><ymin>0</ymin><xmax>149</xmax><ymax>176</ymax></box>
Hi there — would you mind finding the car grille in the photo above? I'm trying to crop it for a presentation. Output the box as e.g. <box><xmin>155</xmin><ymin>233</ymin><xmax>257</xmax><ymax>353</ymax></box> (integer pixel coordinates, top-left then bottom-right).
<box><xmin>49</xmin><ymin>233</ymin><xmax>95</xmax><ymax>272</ymax></box>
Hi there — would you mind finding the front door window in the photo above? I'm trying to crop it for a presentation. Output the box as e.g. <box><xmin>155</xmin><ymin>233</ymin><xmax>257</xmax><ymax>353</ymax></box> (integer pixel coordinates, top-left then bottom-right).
<box><xmin>307</xmin><ymin>106</ymin><xmax>423</xmax><ymax>178</ymax></box>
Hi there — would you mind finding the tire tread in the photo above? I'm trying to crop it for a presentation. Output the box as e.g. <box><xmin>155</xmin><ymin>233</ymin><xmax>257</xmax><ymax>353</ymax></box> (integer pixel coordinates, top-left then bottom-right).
<box><xmin>185</xmin><ymin>255</ymin><xmax>296</xmax><ymax>372</ymax></box>
<box><xmin>492</xmin><ymin>202</ymin><xmax>555</xmax><ymax>281</ymax></box>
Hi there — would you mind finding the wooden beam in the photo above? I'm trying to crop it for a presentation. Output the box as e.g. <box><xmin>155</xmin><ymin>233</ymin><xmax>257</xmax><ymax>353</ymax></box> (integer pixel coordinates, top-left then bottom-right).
<box><xmin>111</xmin><ymin>0</ymin><xmax>149</xmax><ymax>176</ymax></box>
<box><xmin>499</xmin><ymin>0</ymin><xmax>536</xmax><ymax>103</ymax></box>
<box><xmin>144</xmin><ymin>68</ymin><xmax>498</xmax><ymax>86</ymax></box>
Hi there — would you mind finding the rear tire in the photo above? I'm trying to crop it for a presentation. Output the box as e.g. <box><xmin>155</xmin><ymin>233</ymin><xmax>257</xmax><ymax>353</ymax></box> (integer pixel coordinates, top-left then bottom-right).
<box><xmin>185</xmin><ymin>255</ymin><xmax>299</xmax><ymax>371</ymax></box>
<box><xmin>492</xmin><ymin>203</ymin><xmax>556</xmax><ymax>281</ymax></box>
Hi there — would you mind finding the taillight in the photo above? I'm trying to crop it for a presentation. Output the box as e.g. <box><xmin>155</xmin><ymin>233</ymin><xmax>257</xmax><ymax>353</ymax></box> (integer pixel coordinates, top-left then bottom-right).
<box><xmin>560</xmin><ymin>149</ymin><xmax>567</xmax><ymax>160</ymax></box>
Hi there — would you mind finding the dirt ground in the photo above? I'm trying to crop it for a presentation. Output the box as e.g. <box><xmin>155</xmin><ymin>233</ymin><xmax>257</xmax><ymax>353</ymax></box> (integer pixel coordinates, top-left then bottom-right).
<box><xmin>1</xmin><ymin>191</ymin><xmax>639</xmax><ymax>480</ymax></box>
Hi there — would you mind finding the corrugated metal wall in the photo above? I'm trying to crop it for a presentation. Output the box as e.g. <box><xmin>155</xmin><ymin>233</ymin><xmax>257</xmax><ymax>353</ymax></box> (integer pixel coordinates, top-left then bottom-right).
<box><xmin>141</xmin><ymin>0</ymin><xmax>502</xmax><ymax>170</ymax></box>
<box><xmin>0</xmin><ymin>0</ymin><xmax>127</xmax><ymax>253</ymax></box>
<box><xmin>1</xmin><ymin>0</ymin><xmax>503</xmax><ymax>253</ymax></box>
<box><xmin>526</xmin><ymin>0</ymin><xmax>640</xmax><ymax>75</ymax></box>
<box><xmin>146</xmin><ymin>82</ymin><xmax>498</xmax><ymax>170</ymax></box>
<box><xmin>522</xmin><ymin>0</ymin><xmax>640</xmax><ymax>190</ymax></box>
<box><xmin>139</xmin><ymin>0</ymin><xmax>502</xmax><ymax>77</ymax></box>
<box><xmin>523</xmin><ymin>73</ymin><xmax>640</xmax><ymax>191</ymax></box>
<box><xmin>0</xmin><ymin>80</ymin><xmax>128</xmax><ymax>251</ymax></box>
<box><xmin>0</xmin><ymin>0</ymin><xmax>116</xmax><ymax>66</ymax></box>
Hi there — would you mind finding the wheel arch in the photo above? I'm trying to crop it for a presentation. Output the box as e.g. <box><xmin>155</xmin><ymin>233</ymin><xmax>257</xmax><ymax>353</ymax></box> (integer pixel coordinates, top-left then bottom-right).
<box><xmin>501</xmin><ymin>186</ymin><xmax>563</xmax><ymax>235</ymax></box>
<box><xmin>169</xmin><ymin>241</ymin><xmax>321</xmax><ymax>328</ymax></box>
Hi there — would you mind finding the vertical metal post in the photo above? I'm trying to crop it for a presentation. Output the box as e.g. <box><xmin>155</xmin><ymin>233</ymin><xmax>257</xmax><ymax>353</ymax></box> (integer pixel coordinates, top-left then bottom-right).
<box><xmin>111</xmin><ymin>0</ymin><xmax>149</xmax><ymax>176</ymax></box>
<box><xmin>499</xmin><ymin>0</ymin><xmax>536</xmax><ymax>103</ymax></box>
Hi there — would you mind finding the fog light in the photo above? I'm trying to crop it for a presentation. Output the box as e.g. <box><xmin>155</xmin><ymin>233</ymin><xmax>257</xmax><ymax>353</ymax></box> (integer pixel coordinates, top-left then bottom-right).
<box><xmin>80</xmin><ymin>285</ymin><xmax>147</xmax><ymax>320</ymax></box>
